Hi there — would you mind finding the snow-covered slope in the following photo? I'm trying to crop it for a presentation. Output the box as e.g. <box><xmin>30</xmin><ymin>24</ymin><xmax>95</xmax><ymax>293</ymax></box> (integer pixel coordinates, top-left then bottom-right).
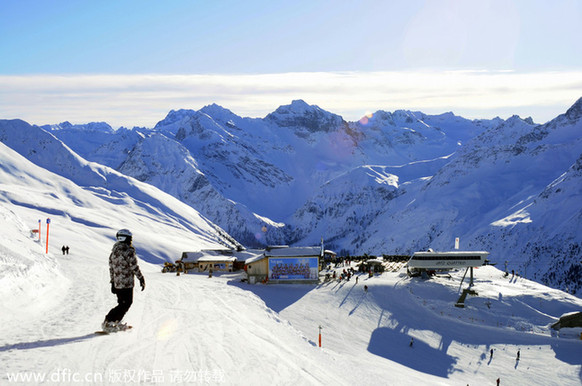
<box><xmin>0</xmin><ymin>126</ymin><xmax>239</xmax><ymax>261</ymax></box>
<box><xmin>287</xmin><ymin>165</ymin><xmax>400</xmax><ymax>249</ymax></box>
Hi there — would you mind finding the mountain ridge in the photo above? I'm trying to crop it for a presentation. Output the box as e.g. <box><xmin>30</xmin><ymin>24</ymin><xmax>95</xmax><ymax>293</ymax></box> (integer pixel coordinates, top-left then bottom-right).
<box><xmin>1</xmin><ymin>98</ymin><xmax>581</xmax><ymax>295</ymax></box>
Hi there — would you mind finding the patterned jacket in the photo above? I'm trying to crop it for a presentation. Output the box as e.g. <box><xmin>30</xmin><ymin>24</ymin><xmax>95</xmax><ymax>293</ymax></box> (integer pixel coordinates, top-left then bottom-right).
<box><xmin>109</xmin><ymin>241</ymin><xmax>144</xmax><ymax>289</ymax></box>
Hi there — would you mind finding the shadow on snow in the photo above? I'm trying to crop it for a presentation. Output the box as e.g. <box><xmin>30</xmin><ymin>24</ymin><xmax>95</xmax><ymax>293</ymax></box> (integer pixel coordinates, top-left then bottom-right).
<box><xmin>368</xmin><ymin>327</ymin><xmax>457</xmax><ymax>377</ymax></box>
<box><xmin>228</xmin><ymin>280</ymin><xmax>315</xmax><ymax>313</ymax></box>
<box><xmin>0</xmin><ymin>334</ymin><xmax>97</xmax><ymax>352</ymax></box>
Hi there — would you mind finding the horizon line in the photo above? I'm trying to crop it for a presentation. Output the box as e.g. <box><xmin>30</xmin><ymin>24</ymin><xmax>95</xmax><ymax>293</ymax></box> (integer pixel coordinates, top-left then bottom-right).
<box><xmin>1</xmin><ymin>70</ymin><xmax>581</xmax><ymax>128</ymax></box>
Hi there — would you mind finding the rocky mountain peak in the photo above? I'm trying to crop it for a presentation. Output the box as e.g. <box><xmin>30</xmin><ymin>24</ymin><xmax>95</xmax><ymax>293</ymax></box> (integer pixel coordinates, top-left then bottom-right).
<box><xmin>565</xmin><ymin>97</ymin><xmax>582</xmax><ymax>122</ymax></box>
<box><xmin>199</xmin><ymin>104</ymin><xmax>238</xmax><ymax>121</ymax></box>
<box><xmin>153</xmin><ymin>109</ymin><xmax>197</xmax><ymax>130</ymax></box>
<box><xmin>265</xmin><ymin>100</ymin><xmax>345</xmax><ymax>133</ymax></box>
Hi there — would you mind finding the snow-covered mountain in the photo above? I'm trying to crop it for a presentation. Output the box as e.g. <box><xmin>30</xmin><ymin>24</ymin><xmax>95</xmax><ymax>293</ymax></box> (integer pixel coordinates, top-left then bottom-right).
<box><xmin>1</xmin><ymin>98</ymin><xmax>581</xmax><ymax>295</ymax></box>
<box><xmin>0</xmin><ymin>121</ymin><xmax>240</xmax><ymax>260</ymax></box>
<box><xmin>356</xmin><ymin>100</ymin><xmax>582</xmax><ymax>294</ymax></box>
<box><xmin>2</xmin><ymin>148</ymin><xmax>581</xmax><ymax>384</ymax></box>
<box><xmin>40</xmin><ymin>100</ymin><xmax>500</xmax><ymax>245</ymax></box>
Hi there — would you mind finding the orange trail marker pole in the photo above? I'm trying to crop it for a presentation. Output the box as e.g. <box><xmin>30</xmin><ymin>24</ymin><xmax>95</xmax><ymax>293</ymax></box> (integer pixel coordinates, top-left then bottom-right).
<box><xmin>45</xmin><ymin>218</ymin><xmax>50</xmax><ymax>254</ymax></box>
<box><xmin>318</xmin><ymin>325</ymin><xmax>322</xmax><ymax>348</ymax></box>
<box><xmin>38</xmin><ymin>219</ymin><xmax>41</xmax><ymax>242</ymax></box>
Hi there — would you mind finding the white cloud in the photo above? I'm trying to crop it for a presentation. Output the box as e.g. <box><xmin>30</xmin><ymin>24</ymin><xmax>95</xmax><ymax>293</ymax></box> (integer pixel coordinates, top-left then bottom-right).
<box><xmin>0</xmin><ymin>71</ymin><xmax>580</xmax><ymax>128</ymax></box>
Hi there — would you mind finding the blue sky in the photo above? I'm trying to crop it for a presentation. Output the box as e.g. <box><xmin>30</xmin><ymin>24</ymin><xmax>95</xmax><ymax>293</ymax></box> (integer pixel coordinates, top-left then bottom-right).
<box><xmin>1</xmin><ymin>0</ymin><xmax>581</xmax><ymax>127</ymax></box>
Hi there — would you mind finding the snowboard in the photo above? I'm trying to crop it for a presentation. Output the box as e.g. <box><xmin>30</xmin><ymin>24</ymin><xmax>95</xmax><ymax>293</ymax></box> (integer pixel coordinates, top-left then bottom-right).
<box><xmin>95</xmin><ymin>325</ymin><xmax>132</xmax><ymax>335</ymax></box>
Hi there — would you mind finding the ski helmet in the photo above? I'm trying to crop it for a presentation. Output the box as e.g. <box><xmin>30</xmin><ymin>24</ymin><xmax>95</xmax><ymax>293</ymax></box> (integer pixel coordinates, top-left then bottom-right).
<box><xmin>116</xmin><ymin>228</ymin><xmax>132</xmax><ymax>242</ymax></box>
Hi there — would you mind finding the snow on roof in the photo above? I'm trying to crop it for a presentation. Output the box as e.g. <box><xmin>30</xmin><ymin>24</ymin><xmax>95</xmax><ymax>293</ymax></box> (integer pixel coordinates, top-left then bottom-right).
<box><xmin>233</xmin><ymin>249</ymin><xmax>265</xmax><ymax>264</ymax></box>
<box><xmin>244</xmin><ymin>254</ymin><xmax>267</xmax><ymax>264</ymax></box>
<box><xmin>181</xmin><ymin>251</ymin><xmax>204</xmax><ymax>262</ymax></box>
<box><xmin>181</xmin><ymin>249</ymin><xmax>236</xmax><ymax>262</ymax></box>
<box><xmin>264</xmin><ymin>246</ymin><xmax>321</xmax><ymax>257</ymax></box>
<box><xmin>181</xmin><ymin>247</ymin><xmax>321</xmax><ymax>263</ymax></box>
<box><xmin>413</xmin><ymin>250</ymin><xmax>490</xmax><ymax>256</ymax></box>
<box><xmin>198</xmin><ymin>256</ymin><xmax>237</xmax><ymax>262</ymax></box>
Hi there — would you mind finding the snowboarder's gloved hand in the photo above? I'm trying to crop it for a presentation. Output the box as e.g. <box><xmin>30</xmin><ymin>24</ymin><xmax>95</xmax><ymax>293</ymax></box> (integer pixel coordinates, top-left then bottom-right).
<box><xmin>110</xmin><ymin>282</ymin><xmax>116</xmax><ymax>294</ymax></box>
<box><xmin>140</xmin><ymin>277</ymin><xmax>145</xmax><ymax>291</ymax></box>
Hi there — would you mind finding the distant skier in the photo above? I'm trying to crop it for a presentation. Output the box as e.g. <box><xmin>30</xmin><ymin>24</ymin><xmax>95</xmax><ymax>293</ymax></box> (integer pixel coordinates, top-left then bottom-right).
<box><xmin>102</xmin><ymin>229</ymin><xmax>145</xmax><ymax>332</ymax></box>
<box><xmin>516</xmin><ymin>349</ymin><xmax>520</xmax><ymax>361</ymax></box>
<box><xmin>409</xmin><ymin>337</ymin><xmax>414</xmax><ymax>347</ymax></box>
<box><xmin>490</xmin><ymin>348</ymin><xmax>494</xmax><ymax>359</ymax></box>
<box><xmin>496</xmin><ymin>378</ymin><xmax>500</xmax><ymax>386</ymax></box>
<box><xmin>62</xmin><ymin>245</ymin><xmax>66</xmax><ymax>255</ymax></box>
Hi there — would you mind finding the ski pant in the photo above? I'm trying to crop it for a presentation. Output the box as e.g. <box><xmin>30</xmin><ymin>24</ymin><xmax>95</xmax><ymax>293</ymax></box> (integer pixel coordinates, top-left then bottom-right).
<box><xmin>106</xmin><ymin>287</ymin><xmax>133</xmax><ymax>322</ymax></box>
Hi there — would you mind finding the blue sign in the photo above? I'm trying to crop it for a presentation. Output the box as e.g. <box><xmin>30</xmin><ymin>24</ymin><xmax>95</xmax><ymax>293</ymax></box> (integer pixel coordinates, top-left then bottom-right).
<box><xmin>268</xmin><ymin>257</ymin><xmax>318</xmax><ymax>281</ymax></box>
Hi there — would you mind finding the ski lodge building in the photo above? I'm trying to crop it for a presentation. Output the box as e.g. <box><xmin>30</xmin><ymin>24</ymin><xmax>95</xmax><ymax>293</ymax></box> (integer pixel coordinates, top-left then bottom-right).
<box><xmin>179</xmin><ymin>249</ymin><xmax>240</xmax><ymax>273</ymax></box>
<box><xmin>245</xmin><ymin>245</ymin><xmax>321</xmax><ymax>284</ymax></box>
<box><xmin>176</xmin><ymin>245</ymin><xmax>323</xmax><ymax>284</ymax></box>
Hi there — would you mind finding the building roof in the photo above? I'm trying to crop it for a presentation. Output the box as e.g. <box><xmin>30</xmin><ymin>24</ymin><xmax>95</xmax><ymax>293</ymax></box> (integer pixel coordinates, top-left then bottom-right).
<box><xmin>264</xmin><ymin>246</ymin><xmax>322</xmax><ymax>258</ymax></box>
<box><xmin>412</xmin><ymin>250</ymin><xmax>490</xmax><ymax>257</ymax></box>
<box><xmin>198</xmin><ymin>256</ymin><xmax>237</xmax><ymax>263</ymax></box>
<box><xmin>181</xmin><ymin>249</ymin><xmax>235</xmax><ymax>263</ymax></box>
<box><xmin>244</xmin><ymin>254</ymin><xmax>267</xmax><ymax>264</ymax></box>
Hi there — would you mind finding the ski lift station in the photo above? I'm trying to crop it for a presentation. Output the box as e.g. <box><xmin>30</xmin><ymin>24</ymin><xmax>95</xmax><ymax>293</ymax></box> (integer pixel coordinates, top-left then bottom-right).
<box><xmin>407</xmin><ymin>250</ymin><xmax>490</xmax><ymax>284</ymax></box>
<box><xmin>407</xmin><ymin>250</ymin><xmax>490</xmax><ymax>307</ymax></box>
<box><xmin>407</xmin><ymin>250</ymin><xmax>490</xmax><ymax>272</ymax></box>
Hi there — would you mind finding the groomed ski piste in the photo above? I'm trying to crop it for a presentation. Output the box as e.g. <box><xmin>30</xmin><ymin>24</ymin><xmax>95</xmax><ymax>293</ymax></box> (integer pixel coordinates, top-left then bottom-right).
<box><xmin>1</xmin><ymin>143</ymin><xmax>581</xmax><ymax>385</ymax></box>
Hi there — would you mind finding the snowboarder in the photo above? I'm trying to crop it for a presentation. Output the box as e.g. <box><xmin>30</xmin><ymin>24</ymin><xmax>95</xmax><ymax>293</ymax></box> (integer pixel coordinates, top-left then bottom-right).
<box><xmin>102</xmin><ymin>229</ymin><xmax>145</xmax><ymax>332</ymax></box>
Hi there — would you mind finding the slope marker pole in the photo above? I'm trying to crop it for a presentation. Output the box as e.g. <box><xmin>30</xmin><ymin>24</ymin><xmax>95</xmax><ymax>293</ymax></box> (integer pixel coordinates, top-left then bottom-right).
<box><xmin>45</xmin><ymin>218</ymin><xmax>50</xmax><ymax>254</ymax></box>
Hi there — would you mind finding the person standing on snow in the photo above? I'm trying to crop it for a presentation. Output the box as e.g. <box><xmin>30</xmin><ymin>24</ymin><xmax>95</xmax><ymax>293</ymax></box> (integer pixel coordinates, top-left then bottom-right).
<box><xmin>102</xmin><ymin>229</ymin><xmax>145</xmax><ymax>332</ymax></box>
